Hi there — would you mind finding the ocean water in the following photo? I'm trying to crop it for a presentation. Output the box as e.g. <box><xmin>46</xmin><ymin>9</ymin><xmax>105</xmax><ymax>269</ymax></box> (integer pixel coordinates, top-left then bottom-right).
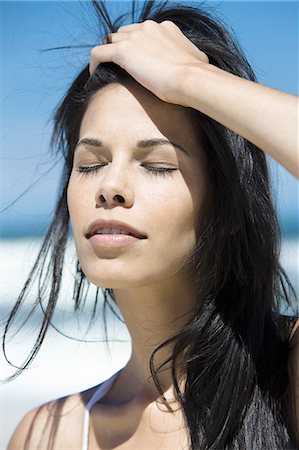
<box><xmin>0</xmin><ymin>236</ymin><xmax>298</xmax><ymax>449</ymax></box>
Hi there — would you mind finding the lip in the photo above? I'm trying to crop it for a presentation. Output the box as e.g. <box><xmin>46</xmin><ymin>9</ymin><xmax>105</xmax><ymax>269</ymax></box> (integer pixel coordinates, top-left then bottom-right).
<box><xmin>85</xmin><ymin>219</ymin><xmax>147</xmax><ymax>240</ymax></box>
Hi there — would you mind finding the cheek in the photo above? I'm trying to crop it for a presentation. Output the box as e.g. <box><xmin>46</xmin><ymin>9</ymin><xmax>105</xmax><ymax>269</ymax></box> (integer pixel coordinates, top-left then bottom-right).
<box><xmin>67</xmin><ymin>183</ymin><xmax>79</xmax><ymax>233</ymax></box>
<box><xmin>144</xmin><ymin>182</ymin><xmax>199</xmax><ymax>254</ymax></box>
<box><xmin>154</xmin><ymin>176</ymin><xmax>203</xmax><ymax>267</ymax></box>
<box><xmin>67</xmin><ymin>178</ymin><xmax>91</xmax><ymax>231</ymax></box>
<box><xmin>150</xmin><ymin>175</ymin><xmax>200</xmax><ymax>227</ymax></box>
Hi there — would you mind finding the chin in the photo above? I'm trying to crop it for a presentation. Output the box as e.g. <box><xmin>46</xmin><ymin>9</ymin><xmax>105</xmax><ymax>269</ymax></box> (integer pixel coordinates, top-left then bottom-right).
<box><xmin>81</xmin><ymin>266</ymin><xmax>147</xmax><ymax>289</ymax></box>
<box><xmin>78</xmin><ymin>252</ymin><xmax>189</xmax><ymax>290</ymax></box>
<box><xmin>81</xmin><ymin>264</ymin><xmax>170</xmax><ymax>290</ymax></box>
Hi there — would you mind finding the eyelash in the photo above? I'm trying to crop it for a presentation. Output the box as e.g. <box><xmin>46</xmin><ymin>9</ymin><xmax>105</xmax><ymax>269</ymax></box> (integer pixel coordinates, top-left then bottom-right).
<box><xmin>76</xmin><ymin>164</ymin><xmax>177</xmax><ymax>177</ymax></box>
<box><xmin>77</xmin><ymin>164</ymin><xmax>105</xmax><ymax>175</ymax></box>
<box><xmin>143</xmin><ymin>166</ymin><xmax>178</xmax><ymax>177</ymax></box>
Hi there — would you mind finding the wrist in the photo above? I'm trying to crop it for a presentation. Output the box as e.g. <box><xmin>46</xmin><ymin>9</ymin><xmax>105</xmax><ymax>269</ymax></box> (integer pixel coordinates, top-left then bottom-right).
<box><xmin>172</xmin><ymin>62</ymin><xmax>216</xmax><ymax>109</ymax></box>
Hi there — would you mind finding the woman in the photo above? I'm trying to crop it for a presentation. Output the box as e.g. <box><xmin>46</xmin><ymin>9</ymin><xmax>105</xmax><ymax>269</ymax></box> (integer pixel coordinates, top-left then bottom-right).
<box><xmin>4</xmin><ymin>1</ymin><xmax>298</xmax><ymax>449</ymax></box>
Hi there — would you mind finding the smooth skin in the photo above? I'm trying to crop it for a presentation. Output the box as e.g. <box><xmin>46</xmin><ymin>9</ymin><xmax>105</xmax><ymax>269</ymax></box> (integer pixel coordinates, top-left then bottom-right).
<box><xmin>8</xmin><ymin>19</ymin><xmax>299</xmax><ymax>450</ymax></box>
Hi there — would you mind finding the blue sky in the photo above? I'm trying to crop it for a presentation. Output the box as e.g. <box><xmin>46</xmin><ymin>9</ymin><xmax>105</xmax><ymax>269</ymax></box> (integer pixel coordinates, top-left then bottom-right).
<box><xmin>0</xmin><ymin>0</ymin><xmax>298</xmax><ymax>236</ymax></box>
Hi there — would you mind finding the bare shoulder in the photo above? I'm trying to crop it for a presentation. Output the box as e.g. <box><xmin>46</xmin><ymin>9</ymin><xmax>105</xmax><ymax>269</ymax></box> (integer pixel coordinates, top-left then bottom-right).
<box><xmin>7</xmin><ymin>386</ymin><xmax>97</xmax><ymax>450</ymax></box>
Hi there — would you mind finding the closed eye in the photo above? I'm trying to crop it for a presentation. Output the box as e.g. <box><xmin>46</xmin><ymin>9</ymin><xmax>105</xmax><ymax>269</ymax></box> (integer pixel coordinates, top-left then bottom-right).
<box><xmin>76</xmin><ymin>164</ymin><xmax>178</xmax><ymax>177</ymax></box>
<box><xmin>77</xmin><ymin>164</ymin><xmax>106</xmax><ymax>175</ymax></box>
<box><xmin>142</xmin><ymin>165</ymin><xmax>178</xmax><ymax>176</ymax></box>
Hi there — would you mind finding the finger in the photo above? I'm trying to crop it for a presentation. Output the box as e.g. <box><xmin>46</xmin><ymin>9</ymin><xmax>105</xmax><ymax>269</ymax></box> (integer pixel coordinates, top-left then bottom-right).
<box><xmin>117</xmin><ymin>23</ymin><xmax>142</xmax><ymax>32</ymax></box>
<box><xmin>197</xmin><ymin>50</ymin><xmax>209</xmax><ymax>64</ymax></box>
<box><xmin>89</xmin><ymin>44</ymin><xmax>115</xmax><ymax>74</ymax></box>
<box><xmin>104</xmin><ymin>32</ymin><xmax>130</xmax><ymax>44</ymax></box>
<box><xmin>160</xmin><ymin>20</ymin><xmax>179</xmax><ymax>30</ymax></box>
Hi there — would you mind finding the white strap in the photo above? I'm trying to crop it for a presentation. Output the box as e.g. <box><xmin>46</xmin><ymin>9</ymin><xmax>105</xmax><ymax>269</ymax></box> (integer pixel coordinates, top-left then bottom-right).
<box><xmin>82</xmin><ymin>372</ymin><xmax>120</xmax><ymax>450</ymax></box>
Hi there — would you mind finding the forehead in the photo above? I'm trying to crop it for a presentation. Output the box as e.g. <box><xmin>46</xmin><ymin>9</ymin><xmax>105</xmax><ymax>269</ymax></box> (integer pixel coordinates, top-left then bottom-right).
<box><xmin>80</xmin><ymin>82</ymin><xmax>201</xmax><ymax>153</ymax></box>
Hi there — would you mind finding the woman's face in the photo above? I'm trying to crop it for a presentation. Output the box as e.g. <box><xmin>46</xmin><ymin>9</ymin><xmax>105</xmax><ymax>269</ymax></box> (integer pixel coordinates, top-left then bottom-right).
<box><xmin>67</xmin><ymin>81</ymin><xmax>205</xmax><ymax>289</ymax></box>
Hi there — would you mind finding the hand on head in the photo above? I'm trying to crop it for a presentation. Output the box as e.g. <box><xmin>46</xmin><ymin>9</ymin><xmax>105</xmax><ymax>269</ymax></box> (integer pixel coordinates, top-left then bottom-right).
<box><xmin>89</xmin><ymin>20</ymin><xmax>209</xmax><ymax>105</ymax></box>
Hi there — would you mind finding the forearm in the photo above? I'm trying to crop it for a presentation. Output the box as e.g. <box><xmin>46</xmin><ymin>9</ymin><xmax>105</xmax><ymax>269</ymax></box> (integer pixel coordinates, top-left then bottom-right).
<box><xmin>178</xmin><ymin>63</ymin><xmax>299</xmax><ymax>178</ymax></box>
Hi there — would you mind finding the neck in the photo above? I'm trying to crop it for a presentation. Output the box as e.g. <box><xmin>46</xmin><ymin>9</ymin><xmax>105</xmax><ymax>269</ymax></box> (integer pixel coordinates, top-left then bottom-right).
<box><xmin>112</xmin><ymin>274</ymin><xmax>197</xmax><ymax>402</ymax></box>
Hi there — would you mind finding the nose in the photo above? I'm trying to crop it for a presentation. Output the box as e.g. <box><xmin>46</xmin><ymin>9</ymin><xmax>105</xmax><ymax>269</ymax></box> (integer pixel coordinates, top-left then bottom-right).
<box><xmin>95</xmin><ymin>165</ymin><xmax>134</xmax><ymax>209</ymax></box>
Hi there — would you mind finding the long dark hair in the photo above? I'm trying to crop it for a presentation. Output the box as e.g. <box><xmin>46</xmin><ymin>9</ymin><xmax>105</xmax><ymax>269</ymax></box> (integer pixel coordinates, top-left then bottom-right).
<box><xmin>2</xmin><ymin>1</ymin><xmax>298</xmax><ymax>449</ymax></box>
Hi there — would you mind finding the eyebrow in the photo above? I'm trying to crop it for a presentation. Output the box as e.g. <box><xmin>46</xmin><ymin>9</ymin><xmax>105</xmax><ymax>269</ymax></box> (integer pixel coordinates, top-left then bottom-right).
<box><xmin>75</xmin><ymin>137</ymin><xmax>188</xmax><ymax>155</ymax></box>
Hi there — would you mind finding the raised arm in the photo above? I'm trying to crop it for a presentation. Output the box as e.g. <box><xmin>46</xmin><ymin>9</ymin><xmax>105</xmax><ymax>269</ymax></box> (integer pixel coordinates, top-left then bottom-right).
<box><xmin>178</xmin><ymin>63</ymin><xmax>299</xmax><ymax>178</ymax></box>
<box><xmin>89</xmin><ymin>20</ymin><xmax>299</xmax><ymax>179</ymax></box>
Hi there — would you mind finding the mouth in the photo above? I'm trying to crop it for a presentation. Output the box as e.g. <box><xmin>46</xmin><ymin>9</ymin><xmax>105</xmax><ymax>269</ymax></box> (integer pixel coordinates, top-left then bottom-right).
<box><xmin>85</xmin><ymin>219</ymin><xmax>147</xmax><ymax>240</ymax></box>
